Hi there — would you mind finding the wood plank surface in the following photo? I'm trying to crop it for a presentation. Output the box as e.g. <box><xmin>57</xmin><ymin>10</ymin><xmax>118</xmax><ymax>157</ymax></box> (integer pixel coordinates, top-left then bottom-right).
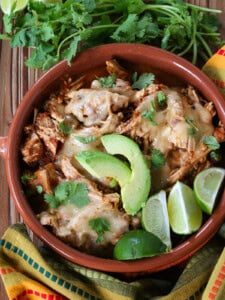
<box><xmin>0</xmin><ymin>1</ymin><xmax>225</xmax><ymax>299</ymax></box>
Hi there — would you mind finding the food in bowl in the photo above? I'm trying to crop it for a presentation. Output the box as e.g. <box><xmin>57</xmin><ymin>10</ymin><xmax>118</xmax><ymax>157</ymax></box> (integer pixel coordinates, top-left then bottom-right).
<box><xmin>20</xmin><ymin>59</ymin><xmax>225</xmax><ymax>260</ymax></box>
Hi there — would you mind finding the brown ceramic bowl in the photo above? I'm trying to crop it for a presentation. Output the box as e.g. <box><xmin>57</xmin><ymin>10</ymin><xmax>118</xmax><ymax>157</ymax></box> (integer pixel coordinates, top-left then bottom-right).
<box><xmin>0</xmin><ymin>43</ymin><xmax>225</xmax><ymax>274</ymax></box>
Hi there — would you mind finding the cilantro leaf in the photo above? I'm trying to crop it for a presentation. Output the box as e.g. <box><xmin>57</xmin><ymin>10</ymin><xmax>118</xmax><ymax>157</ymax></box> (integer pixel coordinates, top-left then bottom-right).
<box><xmin>157</xmin><ymin>91</ymin><xmax>167</xmax><ymax>106</ymax></box>
<box><xmin>89</xmin><ymin>217</ymin><xmax>110</xmax><ymax>243</ymax></box>
<box><xmin>141</xmin><ymin>101</ymin><xmax>157</xmax><ymax>126</ymax></box>
<box><xmin>111</xmin><ymin>14</ymin><xmax>138</xmax><ymax>43</ymax></box>
<box><xmin>62</xmin><ymin>35</ymin><xmax>81</xmax><ymax>65</ymax></box>
<box><xmin>44</xmin><ymin>181</ymin><xmax>90</xmax><ymax>209</ymax></box>
<box><xmin>21</xmin><ymin>173</ymin><xmax>37</xmax><ymax>185</ymax></box>
<box><xmin>58</xmin><ymin>121</ymin><xmax>73</xmax><ymax>135</ymax></box>
<box><xmin>75</xmin><ymin>136</ymin><xmax>97</xmax><ymax>144</ymax></box>
<box><xmin>113</xmin><ymin>0</ymin><xmax>145</xmax><ymax>14</ymax></box>
<box><xmin>98</xmin><ymin>74</ymin><xmax>116</xmax><ymax>88</ymax></box>
<box><xmin>184</xmin><ymin>115</ymin><xmax>198</xmax><ymax>136</ymax></box>
<box><xmin>150</xmin><ymin>149</ymin><xmax>166</xmax><ymax>169</ymax></box>
<box><xmin>44</xmin><ymin>193</ymin><xmax>61</xmax><ymax>209</ymax></box>
<box><xmin>132</xmin><ymin>72</ymin><xmax>155</xmax><ymax>89</ymax></box>
<box><xmin>203</xmin><ymin>136</ymin><xmax>220</xmax><ymax>150</ymax></box>
<box><xmin>210</xmin><ymin>151</ymin><xmax>220</xmax><ymax>162</ymax></box>
<box><xmin>36</xmin><ymin>185</ymin><xmax>43</xmax><ymax>194</ymax></box>
<box><xmin>187</xmin><ymin>127</ymin><xmax>196</xmax><ymax>137</ymax></box>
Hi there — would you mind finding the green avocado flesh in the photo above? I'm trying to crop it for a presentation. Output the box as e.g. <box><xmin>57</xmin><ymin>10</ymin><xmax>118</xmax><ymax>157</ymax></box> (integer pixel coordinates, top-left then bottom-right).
<box><xmin>75</xmin><ymin>150</ymin><xmax>131</xmax><ymax>187</ymax></box>
<box><xmin>101</xmin><ymin>134</ymin><xmax>151</xmax><ymax>215</ymax></box>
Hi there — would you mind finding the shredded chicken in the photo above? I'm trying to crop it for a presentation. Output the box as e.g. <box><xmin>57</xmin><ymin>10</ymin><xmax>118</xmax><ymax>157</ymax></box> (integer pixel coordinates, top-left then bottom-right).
<box><xmin>34</xmin><ymin>112</ymin><xmax>65</xmax><ymax>158</ymax></box>
<box><xmin>21</xmin><ymin>125</ymin><xmax>44</xmax><ymax>167</ymax></box>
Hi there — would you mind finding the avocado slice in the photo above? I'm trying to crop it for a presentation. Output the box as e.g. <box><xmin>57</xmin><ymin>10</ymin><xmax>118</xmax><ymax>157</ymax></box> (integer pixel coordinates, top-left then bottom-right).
<box><xmin>75</xmin><ymin>150</ymin><xmax>131</xmax><ymax>187</ymax></box>
<box><xmin>101</xmin><ymin>134</ymin><xmax>151</xmax><ymax>215</ymax></box>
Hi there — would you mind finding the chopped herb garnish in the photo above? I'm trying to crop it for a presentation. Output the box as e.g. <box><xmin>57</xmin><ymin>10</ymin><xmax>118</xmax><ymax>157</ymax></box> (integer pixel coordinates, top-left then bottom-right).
<box><xmin>157</xmin><ymin>91</ymin><xmax>167</xmax><ymax>106</ymax></box>
<box><xmin>141</xmin><ymin>101</ymin><xmax>157</xmax><ymax>126</ymax></box>
<box><xmin>150</xmin><ymin>149</ymin><xmax>166</xmax><ymax>169</ymax></box>
<box><xmin>184</xmin><ymin>115</ymin><xmax>198</xmax><ymax>136</ymax></box>
<box><xmin>187</xmin><ymin>127</ymin><xmax>196</xmax><ymax>137</ymax></box>
<box><xmin>203</xmin><ymin>136</ymin><xmax>220</xmax><ymax>150</ymax></box>
<box><xmin>58</xmin><ymin>121</ymin><xmax>73</xmax><ymax>135</ymax></box>
<box><xmin>75</xmin><ymin>135</ymin><xmax>97</xmax><ymax>144</ymax></box>
<box><xmin>44</xmin><ymin>181</ymin><xmax>90</xmax><ymax>209</ymax></box>
<box><xmin>132</xmin><ymin>72</ymin><xmax>155</xmax><ymax>90</ymax></box>
<box><xmin>89</xmin><ymin>217</ymin><xmax>110</xmax><ymax>243</ymax></box>
<box><xmin>36</xmin><ymin>185</ymin><xmax>43</xmax><ymax>194</ymax></box>
<box><xmin>21</xmin><ymin>173</ymin><xmax>37</xmax><ymax>185</ymax></box>
<box><xmin>98</xmin><ymin>73</ymin><xmax>116</xmax><ymax>88</ymax></box>
<box><xmin>210</xmin><ymin>151</ymin><xmax>220</xmax><ymax>161</ymax></box>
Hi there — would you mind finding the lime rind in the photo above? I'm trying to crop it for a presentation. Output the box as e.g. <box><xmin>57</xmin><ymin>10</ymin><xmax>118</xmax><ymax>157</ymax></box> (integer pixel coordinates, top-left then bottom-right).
<box><xmin>142</xmin><ymin>190</ymin><xmax>171</xmax><ymax>249</ymax></box>
<box><xmin>194</xmin><ymin>167</ymin><xmax>225</xmax><ymax>215</ymax></box>
<box><xmin>168</xmin><ymin>181</ymin><xmax>202</xmax><ymax>235</ymax></box>
<box><xmin>113</xmin><ymin>229</ymin><xmax>167</xmax><ymax>260</ymax></box>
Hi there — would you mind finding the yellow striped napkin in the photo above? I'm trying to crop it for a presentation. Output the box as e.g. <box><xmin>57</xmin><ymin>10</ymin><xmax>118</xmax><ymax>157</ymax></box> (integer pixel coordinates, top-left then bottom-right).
<box><xmin>0</xmin><ymin>222</ymin><xmax>224</xmax><ymax>300</ymax></box>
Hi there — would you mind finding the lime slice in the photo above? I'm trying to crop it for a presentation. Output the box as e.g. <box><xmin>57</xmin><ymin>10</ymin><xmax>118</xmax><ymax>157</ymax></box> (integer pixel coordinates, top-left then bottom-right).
<box><xmin>113</xmin><ymin>230</ymin><xmax>167</xmax><ymax>260</ymax></box>
<box><xmin>194</xmin><ymin>167</ymin><xmax>225</xmax><ymax>215</ymax></box>
<box><xmin>142</xmin><ymin>190</ymin><xmax>171</xmax><ymax>249</ymax></box>
<box><xmin>168</xmin><ymin>181</ymin><xmax>202</xmax><ymax>235</ymax></box>
<box><xmin>0</xmin><ymin>0</ymin><xmax>28</xmax><ymax>14</ymax></box>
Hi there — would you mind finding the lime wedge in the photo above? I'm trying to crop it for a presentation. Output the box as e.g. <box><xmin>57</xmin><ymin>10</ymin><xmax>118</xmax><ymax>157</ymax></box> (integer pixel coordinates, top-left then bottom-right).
<box><xmin>194</xmin><ymin>167</ymin><xmax>225</xmax><ymax>215</ymax></box>
<box><xmin>142</xmin><ymin>190</ymin><xmax>171</xmax><ymax>249</ymax></box>
<box><xmin>168</xmin><ymin>181</ymin><xmax>202</xmax><ymax>235</ymax></box>
<box><xmin>0</xmin><ymin>0</ymin><xmax>28</xmax><ymax>14</ymax></box>
<box><xmin>113</xmin><ymin>230</ymin><xmax>167</xmax><ymax>260</ymax></box>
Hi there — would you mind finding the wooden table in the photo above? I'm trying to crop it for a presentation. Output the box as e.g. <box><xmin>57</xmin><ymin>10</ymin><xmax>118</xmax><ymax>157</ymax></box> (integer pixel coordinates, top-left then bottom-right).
<box><xmin>0</xmin><ymin>1</ymin><xmax>225</xmax><ymax>299</ymax></box>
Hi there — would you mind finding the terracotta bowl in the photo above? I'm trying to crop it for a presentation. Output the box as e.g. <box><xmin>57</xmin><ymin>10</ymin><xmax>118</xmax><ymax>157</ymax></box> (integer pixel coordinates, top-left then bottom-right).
<box><xmin>0</xmin><ymin>43</ymin><xmax>225</xmax><ymax>274</ymax></box>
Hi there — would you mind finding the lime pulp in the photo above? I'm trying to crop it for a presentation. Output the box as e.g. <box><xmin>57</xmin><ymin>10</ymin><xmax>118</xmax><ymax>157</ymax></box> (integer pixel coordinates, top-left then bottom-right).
<box><xmin>168</xmin><ymin>181</ymin><xmax>202</xmax><ymax>235</ymax></box>
<box><xmin>194</xmin><ymin>167</ymin><xmax>225</xmax><ymax>215</ymax></box>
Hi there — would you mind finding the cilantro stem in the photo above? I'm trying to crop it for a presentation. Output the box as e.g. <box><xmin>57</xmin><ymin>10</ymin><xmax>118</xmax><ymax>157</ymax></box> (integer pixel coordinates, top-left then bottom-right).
<box><xmin>90</xmin><ymin>9</ymin><xmax>117</xmax><ymax>17</ymax></box>
<box><xmin>95</xmin><ymin>3</ymin><xmax>114</xmax><ymax>10</ymax></box>
<box><xmin>186</xmin><ymin>4</ymin><xmax>222</xmax><ymax>14</ymax></box>
<box><xmin>196</xmin><ymin>32</ymin><xmax>213</xmax><ymax>58</ymax></box>
<box><xmin>57</xmin><ymin>24</ymin><xmax>118</xmax><ymax>58</ymax></box>
<box><xmin>144</xmin><ymin>5</ymin><xmax>184</xmax><ymax>23</ymax></box>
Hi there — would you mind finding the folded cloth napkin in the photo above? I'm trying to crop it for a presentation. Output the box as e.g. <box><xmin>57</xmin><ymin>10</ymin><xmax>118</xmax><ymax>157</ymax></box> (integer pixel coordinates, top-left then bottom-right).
<box><xmin>1</xmin><ymin>46</ymin><xmax>225</xmax><ymax>300</ymax></box>
<box><xmin>0</xmin><ymin>223</ymin><xmax>224</xmax><ymax>300</ymax></box>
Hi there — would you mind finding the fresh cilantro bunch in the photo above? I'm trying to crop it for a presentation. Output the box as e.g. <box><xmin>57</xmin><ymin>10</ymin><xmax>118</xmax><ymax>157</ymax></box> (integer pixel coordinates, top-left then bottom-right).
<box><xmin>0</xmin><ymin>0</ymin><xmax>223</xmax><ymax>70</ymax></box>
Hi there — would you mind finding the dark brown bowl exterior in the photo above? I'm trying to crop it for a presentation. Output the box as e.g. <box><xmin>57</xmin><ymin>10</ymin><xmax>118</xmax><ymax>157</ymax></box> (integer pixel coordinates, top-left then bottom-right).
<box><xmin>4</xmin><ymin>43</ymin><xmax>225</xmax><ymax>273</ymax></box>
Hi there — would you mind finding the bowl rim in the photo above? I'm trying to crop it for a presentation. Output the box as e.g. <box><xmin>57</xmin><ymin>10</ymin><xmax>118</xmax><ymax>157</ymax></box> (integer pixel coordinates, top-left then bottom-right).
<box><xmin>5</xmin><ymin>43</ymin><xmax>225</xmax><ymax>273</ymax></box>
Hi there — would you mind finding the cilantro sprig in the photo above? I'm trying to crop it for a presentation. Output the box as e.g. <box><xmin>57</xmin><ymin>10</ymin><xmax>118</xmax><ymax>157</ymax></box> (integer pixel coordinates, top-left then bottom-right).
<box><xmin>1</xmin><ymin>0</ymin><xmax>223</xmax><ymax>70</ymax></box>
<box><xmin>184</xmin><ymin>115</ymin><xmax>198</xmax><ymax>137</ymax></box>
<box><xmin>75</xmin><ymin>135</ymin><xmax>97</xmax><ymax>144</ymax></box>
<box><xmin>157</xmin><ymin>91</ymin><xmax>167</xmax><ymax>107</ymax></box>
<box><xmin>44</xmin><ymin>181</ymin><xmax>90</xmax><ymax>209</ymax></box>
<box><xmin>58</xmin><ymin>121</ymin><xmax>73</xmax><ymax>135</ymax></box>
<box><xmin>98</xmin><ymin>74</ymin><xmax>116</xmax><ymax>88</ymax></box>
<box><xmin>89</xmin><ymin>217</ymin><xmax>110</xmax><ymax>243</ymax></box>
<box><xmin>132</xmin><ymin>72</ymin><xmax>155</xmax><ymax>90</ymax></box>
<box><xmin>21</xmin><ymin>173</ymin><xmax>37</xmax><ymax>185</ymax></box>
<box><xmin>150</xmin><ymin>149</ymin><xmax>166</xmax><ymax>169</ymax></box>
<box><xmin>141</xmin><ymin>101</ymin><xmax>157</xmax><ymax>126</ymax></box>
<box><xmin>203</xmin><ymin>136</ymin><xmax>220</xmax><ymax>150</ymax></box>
